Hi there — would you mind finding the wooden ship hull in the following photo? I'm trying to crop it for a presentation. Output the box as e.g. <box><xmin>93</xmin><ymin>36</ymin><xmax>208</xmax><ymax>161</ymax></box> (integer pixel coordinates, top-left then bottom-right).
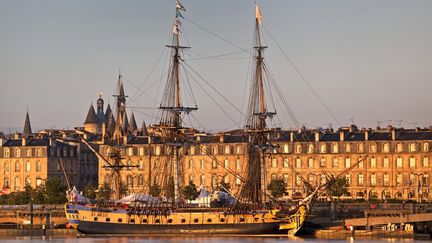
<box><xmin>74</xmin><ymin>205</ymin><xmax>287</xmax><ymax>235</ymax></box>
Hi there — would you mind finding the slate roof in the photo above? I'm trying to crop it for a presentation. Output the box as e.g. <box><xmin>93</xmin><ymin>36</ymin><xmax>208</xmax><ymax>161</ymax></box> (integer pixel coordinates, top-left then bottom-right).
<box><xmin>84</xmin><ymin>104</ymin><xmax>98</xmax><ymax>124</ymax></box>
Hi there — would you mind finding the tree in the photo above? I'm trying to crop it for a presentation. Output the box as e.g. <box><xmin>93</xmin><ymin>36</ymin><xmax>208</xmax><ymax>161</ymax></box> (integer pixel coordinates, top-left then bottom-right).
<box><xmin>83</xmin><ymin>184</ymin><xmax>97</xmax><ymax>199</ymax></box>
<box><xmin>97</xmin><ymin>182</ymin><xmax>113</xmax><ymax>201</ymax></box>
<box><xmin>119</xmin><ymin>180</ymin><xmax>128</xmax><ymax>197</ymax></box>
<box><xmin>328</xmin><ymin>177</ymin><xmax>349</xmax><ymax>199</ymax></box>
<box><xmin>267</xmin><ymin>178</ymin><xmax>287</xmax><ymax>199</ymax></box>
<box><xmin>44</xmin><ymin>177</ymin><xmax>67</xmax><ymax>204</ymax></box>
<box><xmin>149</xmin><ymin>182</ymin><xmax>161</xmax><ymax>197</ymax></box>
<box><xmin>182</xmin><ymin>180</ymin><xmax>199</xmax><ymax>200</ymax></box>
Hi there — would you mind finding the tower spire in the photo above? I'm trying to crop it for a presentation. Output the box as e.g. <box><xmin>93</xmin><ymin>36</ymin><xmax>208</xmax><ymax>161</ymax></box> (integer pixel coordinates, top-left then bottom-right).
<box><xmin>23</xmin><ymin>111</ymin><xmax>32</xmax><ymax>136</ymax></box>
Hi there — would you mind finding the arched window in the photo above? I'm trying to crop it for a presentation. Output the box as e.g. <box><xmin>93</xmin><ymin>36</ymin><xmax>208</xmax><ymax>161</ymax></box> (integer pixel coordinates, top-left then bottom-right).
<box><xmin>283</xmin><ymin>144</ymin><xmax>289</xmax><ymax>153</ymax></box>
<box><xmin>332</xmin><ymin>143</ymin><xmax>339</xmax><ymax>153</ymax></box>
<box><xmin>26</xmin><ymin>149</ymin><xmax>32</xmax><ymax>157</ymax></box>
<box><xmin>224</xmin><ymin>146</ymin><xmax>231</xmax><ymax>154</ymax></box>
<box><xmin>320</xmin><ymin>143</ymin><xmax>327</xmax><ymax>153</ymax></box>
<box><xmin>4</xmin><ymin>148</ymin><xmax>10</xmax><ymax>158</ymax></box>
<box><xmin>307</xmin><ymin>144</ymin><xmax>314</xmax><ymax>153</ymax></box>
<box><xmin>295</xmin><ymin>144</ymin><xmax>302</xmax><ymax>154</ymax></box>
<box><xmin>15</xmin><ymin>149</ymin><xmax>21</xmax><ymax>158</ymax></box>
<box><xmin>345</xmin><ymin>143</ymin><xmax>351</xmax><ymax>153</ymax></box>
<box><xmin>25</xmin><ymin>161</ymin><xmax>31</xmax><ymax>172</ymax></box>
<box><xmin>383</xmin><ymin>143</ymin><xmax>390</xmax><ymax>153</ymax></box>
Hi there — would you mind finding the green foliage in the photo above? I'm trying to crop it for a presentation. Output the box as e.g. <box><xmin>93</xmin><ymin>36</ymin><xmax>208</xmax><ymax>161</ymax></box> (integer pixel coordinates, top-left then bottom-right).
<box><xmin>97</xmin><ymin>182</ymin><xmax>113</xmax><ymax>201</ymax></box>
<box><xmin>149</xmin><ymin>182</ymin><xmax>161</xmax><ymax>197</ymax></box>
<box><xmin>32</xmin><ymin>186</ymin><xmax>46</xmax><ymax>204</ymax></box>
<box><xmin>267</xmin><ymin>178</ymin><xmax>287</xmax><ymax>199</ymax></box>
<box><xmin>119</xmin><ymin>180</ymin><xmax>128</xmax><ymax>197</ymax></box>
<box><xmin>83</xmin><ymin>184</ymin><xmax>98</xmax><ymax>199</ymax></box>
<box><xmin>182</xmin><ymin>180</ymin><xmax>199</xmax><ymax>200</ymax></box>
<box><xmin>166</xmin><ymin>177</ymin><xmax>175</xmax><ymax>199</ymax></box>
<box><xmin>328</xmin><ymin>177</ymin><xmax>349</xmax><ymax>199</ymax></box>
<box><xmin>44</xmin><ymin>177</ymin><xmax>67</xmax><ymax>204</ymax></box>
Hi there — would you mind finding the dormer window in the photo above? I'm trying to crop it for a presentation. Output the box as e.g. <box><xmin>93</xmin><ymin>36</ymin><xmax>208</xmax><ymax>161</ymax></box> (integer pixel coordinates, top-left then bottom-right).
<box><xmin>357</xmin><ymin>143</ymin><xmax>364</xmax><ymax>153</ymax></box>
<box><xmin>320</xmin><ymin>143</ymin><xmax>327</xmax><ymax>153</ymax></box>
<box><xmin>409</xmin><ymin>143</ymin><xmax>416</xmax><ymax>152</ymax></box>
<box><xmin>424</xmin><ymin>143</ymin><xmax>429</xmax><ymax>152</ymax></box>
<box><xmin>369</xmin><ymin>143</ymin><xmax>377</xmax><ymax>153</ymax></box>
<box><xmin>295</xmin><ymin>144</ymin><xmax>302</xmax><ymax>154</ymax></box>
<box><xmin>224</xmin><ymin>146</ymin><xmax>231</xmax><ymax>155</ymax></box>
<box><xmin>345</xmin><ymin>143</ymin><xmax>351</xmax><ymax>153</ymax></box>
<box><xmin>332</xmin><ymin>143</ymin><xmax>339</xmax><ymax>153</ymax></box>
<box><xmin>383</xmin><ymin>143</ymin><xmax>390</xmax><ymax>153</ymax></box>
<box><xmin>4</xmin><ymin>148</ymin><xmax>10</xmax><ymax>158</ymax></box>
<box><xmin>307</xmin><ymin>144</ymin><xmax>314</xmax><ymax>153</ymax></box>
<box><xmin>283</xmin><ymin>144</ymin><xmax>289</xmax><ymax>153</ymax></box>
<box><xmin>396</xmin><ymin>143</ymin><xmax>403</xmax><ymax>153</ymax></box>
<box><xmin>15</xmin><ymin>149</ymin><xmax>21</xmax><ymax>158</ymax></box>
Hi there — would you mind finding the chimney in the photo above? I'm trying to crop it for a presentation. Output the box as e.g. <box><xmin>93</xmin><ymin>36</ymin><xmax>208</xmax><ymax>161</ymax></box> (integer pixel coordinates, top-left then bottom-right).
<box><xmin>148</xmin><ymin>136</ymin><xmax>152</xmax><ymax>144</ymax></box>
<box><xmin>290</xmin><ymin>130</ymin><xmax>294</xmax><ymax>142</ymax></box>
<box><xmin>49</xmin><ymin>138</ymin><xmax>56</xmax><ymax>147</ymax></box>
<box><xmin>340</xmin><ymin>130</ymin><xmax>345</xmax><ymax>141</ymax></box>
<box><xmin>123</xmin><ymin>135</ymin><xmax>128</xmax><ymax>144</ymax></box>
<box><xmin>365</xmin><ymin>129</ymin><xmax>370</xmax><ymax>141</ymax></box>
<box><xmin>315</xmin><ymin>130</ymin><xmax>320</xmax><ymax>142</ymax></box>
<box><xmin>22</xmin><ymin>137</ymin><xmax>27</xmax><ymax>147</ymax></box>
<box><xmin>196</xmin><ymin>135</ymin><xmax>201</xmax><ymax>142</ymax></box>
<box><xmin>391</xmin><ymin>128</ymin><xmax>397</xmax><ymax>140</ymax></box>
<box><xmin>219</xmin><ymin>133</ymin><xmax>225</xmax><ymax>143</ymax></box>
<box><xmin>0</xmin><ymin>138</ymin><xmax>4</xmax><ymax>147</ymax></box>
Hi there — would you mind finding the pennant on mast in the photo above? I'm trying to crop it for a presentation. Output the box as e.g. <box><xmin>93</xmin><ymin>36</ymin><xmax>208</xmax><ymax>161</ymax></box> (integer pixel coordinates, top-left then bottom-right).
<box><xmin>255</xmin><ymin>4</ymin><xmax>262</xmax><ymax>25</ymax></box>
<box><xmin>176</xmin><ymin>0</ymin><xmax>186</xmax><ymax>11</ymax></box>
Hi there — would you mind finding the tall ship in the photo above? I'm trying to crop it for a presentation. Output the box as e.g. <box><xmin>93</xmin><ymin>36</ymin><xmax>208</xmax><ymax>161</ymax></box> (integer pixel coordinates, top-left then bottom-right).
<box><xmin>66</xmin><ymin>1</ymin><xmax>341</xmax><ymax>236</ymax></box>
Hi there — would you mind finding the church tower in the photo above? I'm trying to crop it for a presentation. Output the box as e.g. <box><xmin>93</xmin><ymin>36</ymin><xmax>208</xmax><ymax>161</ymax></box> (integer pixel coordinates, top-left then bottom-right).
<box><xmin>23</xmin><ymin>111</ymin><xmax>32</xmax><ymax>136</ymax></box>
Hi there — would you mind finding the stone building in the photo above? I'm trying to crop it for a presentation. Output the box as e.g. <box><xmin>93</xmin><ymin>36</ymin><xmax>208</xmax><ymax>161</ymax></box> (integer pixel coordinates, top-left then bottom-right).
<box><xmin>96</xmin><ymin>125</ymin><xmax>432</xmax><ymax>202</ymax></box>
<box><xmin>0</xmin><ymin>113</ymin><xmax>99</xmax><ymax>194</ymax></box>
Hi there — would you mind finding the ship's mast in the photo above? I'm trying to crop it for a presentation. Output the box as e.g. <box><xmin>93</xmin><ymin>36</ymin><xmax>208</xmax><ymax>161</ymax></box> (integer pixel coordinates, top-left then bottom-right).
<box><xmin>242</xmin><ymin>4</ymin><xmax>276</xmax><ymax>209</ymax></box>
<box><xmin>158</xmin><ymin>0</ymin><xmax>197</xmax><ymax>204</ymax></box>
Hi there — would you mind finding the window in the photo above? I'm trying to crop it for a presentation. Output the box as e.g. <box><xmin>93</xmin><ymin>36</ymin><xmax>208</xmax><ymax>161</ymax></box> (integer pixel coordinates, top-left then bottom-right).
<box><xmin>235</xmin><ymin>176</ymin><xmax>241</xmax><ymax>185</ymax></box>
<box><xmin>283</xmin><ymin>174</ymin><xmax>289</xmax><ymax>183</ymax></box>
<box><xmin>213</xmin><ymin>146</ymin><xmax>218</xmax><ymax>155</ymax></box>
<box><xmin>36</xmin><ymin>148</ymin><xmax>42</xmax><ymax>157</ymax></box>
<box><xmin>358</xmin><ymin>174</ymin><xmax>364</xmax><ymax>186</ymax></box>
<box><xmin>224</xmin><ymin>146</ymin><xmax>231</xmax><ymax>154</ymax></box>
<box><xmin>138</xmin><ymin>160</ymin><xmax>144</xmax><ymax>170</ymax></box>
<box><xmin>283</xmin><ymin>158</ymin><xmax>289</xmax><ymax>168</ymax></box>
<box><xmin>409</xmin><ymin>157</ymin><xmax>416</xmax><ymax>168</ymax></box>
<box><xmin>345</xmin><ymin>158</ymin><xmax>351</xmax><ymax>168</ymax></box>
<box><xmin>345</xmin><ymin>143</ymin><xmax>351</xmax><ymax>153</ymax></box>
<box><xmin>332</xmin><ymin>143</ymin><xmax>339</xmax><ymax>153</ymax></box>
<box><xmin>15</xmin><ymin>161</ymin><xmax>20</xmax><ymax>172</ymax></box>
<box><xmin>190</xmin><ymin>146</ymin><xmax>196</xmax><ymax>155</ymax></box>
<box><xmin>295</xmin><ymin>144</ymin><xmax>302</xmax><ymax>154</ymax></box>
<box><xmin>383</xmin><ymin>173</ymin><xmax>389</xmax><ymax>186</ymax></box>
<box><xmin>271</xmin><ymin>158</ymin><xmax>277</xmax><ymax>168</ymax></box>
<box><xmin>409</xmin><ymin>143</ymin><xmax>416</xmax><ymax>152</ymax></box>
<box><xmin>396</xmin><ymin>173</ymin><xmax>402</xmax><ymax>186</ymax></box>
<box><xmin>155</xmin><ymin>146</ymin><xmax>161</xmax><ymax>156</ymax></box>
<box><xmin>396</xmin><ymin>143</ymin><xmax>403</xmax><ymax>153</ymax></box>
<box><xmin>409</xmin><ymin>174</ymin><xmax>415</xmax><ymax>186</ymax></box>
<box><xmin>383</xmin><ymin>157</ymin><xmax>389</xmax><ymax>168</ymax></box>
<box><xmin>424</xmin><ymin>143</ymin><xmax>429</xmax><ymax>152</ymax></box>
<box><xmin>370</xmin><ymin>173</ymin><xmax>377</xmax><ymax>186</ymax></box>
<box><xmin>236</xmin><ymin>146</ymin><xmax>242</xmax><ymax>154</ymax></box>
<box><xmin>295</xmin><ymin>158</ymin><xmax>301</xmax><ymax>168</ymax></box>
<box><xmin>358</xmin><ymin>158</ymin><xmax>364</xmax><ymax>168</ymax></box>
<box><xmin>212</xmin><ymin>160</ymin><xmax>217</xmax><ymax>168</ymax></box>
<box><xmin>4</xmin><ymin>177</ymin><xmax>10</xmax><ymax>188</ymax></box>
<box><xmin>370</xmin><ymin>157</ymin><xmax>377</xmax><ymax>168</ymax></box>
<box><xmin>4</xmin><ymin>148</ymin><xmax>10</xmax><ymax>158</ymax></box>
<box><xmin>236</xmin><ymin>159</ymin><xmax>241</xmax><ymax>169</ymax></box>
<box><xmin>283</xmin><ymin>144</ymin><xmax>289</xmax><ymax>153</ymax></box>
<box><xmin>127</xmin><ymin>160</ymin><xmax>132</xmax><ymax>170</ymax></box>
<box><xmin>383</xmin><ymin>143</ymin><xmax>390</xmax><ymax>153</ymax></box>
<box><xmin>188</xmin><ymin>159</ymin><xmax>193</xmax><ymax>169</ymax></box>
<box><xmin>139</xmin><ymin>147</ymin><xmax>144</xmax><ymax>156</ymax></box>
<box><xmin>138</xmin><ymin>175</ymin><xmax>143</xmax><ymax>187</ymax></box>
<box><xmin>295</xmin><ymin>175</ymin><xmax>302</xmax><ymax>186</ymax></box>
<box><xmin>369</xmin><ymin>144</ymin><xmax>377</xmax><ymax>153</ymax></box>
<box><xmin>63</xmin><ymin>148</ymin><xmax>68</xmax><ymax>157</ymax></box>
<box><xmin>15</xmin><ymin>149</ymin><xmax>21</xmax><ymax>158</ymax></box>
<box><xmin>4</xmin><ymin>162</ymin><xmax>9</xmax><ymax>172</ymax></box>
<box><xmin>36</xmin><ymin>177</ymin><xmax>43</xmax><ymax>187</ymax></box>
<box><xmin>189</xmin><ymin>175</ymin><xmax>194</xmax><ymax>182</ymax></box>
<box><xmin>320</xmin><ymin>158</ymin><xmax>326</xmax><ymax>167</ymax></box>
<box><xmin>224</xmin><ymin>159</ymin><xmax>229</xmax><ymax>169</ymax></box>
<box><xmin>212</xmin><ymin>175</ymin><xmax>218</xmax><ymax>188</ymax></box>
<box><xmin>36</xmin><ymin>161</ymin><xmax>41</xmax><ymax>172</ymax></box>
<box><xmin>308</xmin><ymin>158</ymin><xmax>314</xmax><ymax>168</ymax></box>
<box><xmin>423</xmin><ymin>157</ymin><xmax>429</xmax><ymax>167</ymax></box>
<box><xmin>332</xmin><ymin>158</ymin><xmax>339</xmax><ymax>167</ymax></box>
<box><xmin>200</xmin><ymin>174</ymin><xmax>205</xmax><ymax>186</ymax></box>
<box><xmin>26</xmin><ymin>149</ymin><xmax>32</xmax><ymax>157</ymax></box>
<box><xmin>127</xmin><ymin>175</ymin><xmax>133</xmax><ymax>187</ymax></box>
<box><xmin>345</xmin><ymin>174</ymin><xmax>351</xmax><ymax>185</ymax></box>
<box><xmin>422</xmin><ymin>174</ymin><xmax>428</xmax><ymax>186</ymax></box>
<box><xmin>358</xmin><ymin>143</ymin><xmax>364</xmax><ymax>153</ymax></box>
<box><xmin>201</xmin><ymin>159</ymin><xmax>205</xmax><ymax>169</ymax></box>
<box><xmin>308</xmin><ymin>144</ymin><xmax>314</xmax><ymax>153</ymax></box>
<box><xmin>396</xmin><ymin>157</ymin><xmax>403</xmax><ymax>168</ymax></box>
<box><xmin>320</xmin><ymin>144</ymin><xmax>326</xmax><ymax>153</ymax></box>
<box><xmin>223</xmin><ymin>175</ymin><xmax>229</xmax><ymax>184</ymax></box>
<box><xmin>271</xmin><ymin>173</ymin><xmax>277</xmax><ymax>180</ymax></box>
<box><xmin>14</xmin><ymin>176</ymin><xmax>20</xmax><ymax>191</ymax></box>
<box><xmin>25</xmin><ymin>176</ymin><xmax>31</xmax><ymax>186</ymax></box>
<box><xmin>25</xmin><ymin>161</ymin><xmax>31</xmax><ymax>172</ymax></box>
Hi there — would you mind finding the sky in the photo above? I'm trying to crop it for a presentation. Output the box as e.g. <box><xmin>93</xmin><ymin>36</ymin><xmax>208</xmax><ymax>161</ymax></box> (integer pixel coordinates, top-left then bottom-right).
<box><xmin>1</xmin><ymin>0</ymin><xmax>432</xmax><ymax>133</ymax></box>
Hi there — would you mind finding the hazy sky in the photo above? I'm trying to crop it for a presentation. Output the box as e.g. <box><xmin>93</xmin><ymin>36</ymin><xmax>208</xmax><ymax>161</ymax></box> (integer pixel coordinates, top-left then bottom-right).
<box><xmin>1</xmin><ymin>0</ymin><xmax>432</xmax><ymax>133</ymax></box>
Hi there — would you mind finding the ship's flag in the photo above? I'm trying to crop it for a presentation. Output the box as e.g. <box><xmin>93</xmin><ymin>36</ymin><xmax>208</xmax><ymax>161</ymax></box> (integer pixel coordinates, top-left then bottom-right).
<box><xmin>256</xmin><ymin>4</ymin><xmax>262</xmax><ymax>25</ymax></box>
<box><xmin>176</xmin><ymin>9</ymin><xmax>184</xmax><ymax>18</ymax></box>
<box><xmin>176</xmin><ymin>0</ymin><xmax>186</xmax><ymax>11</ymax></box>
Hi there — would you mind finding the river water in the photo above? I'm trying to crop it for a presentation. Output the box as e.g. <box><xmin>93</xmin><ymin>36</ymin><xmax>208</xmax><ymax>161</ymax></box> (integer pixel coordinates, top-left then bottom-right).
<box><xmin>0</xmin><ymin>236</ymin><xmax>428</xmax><ymax>243</ymax></box>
